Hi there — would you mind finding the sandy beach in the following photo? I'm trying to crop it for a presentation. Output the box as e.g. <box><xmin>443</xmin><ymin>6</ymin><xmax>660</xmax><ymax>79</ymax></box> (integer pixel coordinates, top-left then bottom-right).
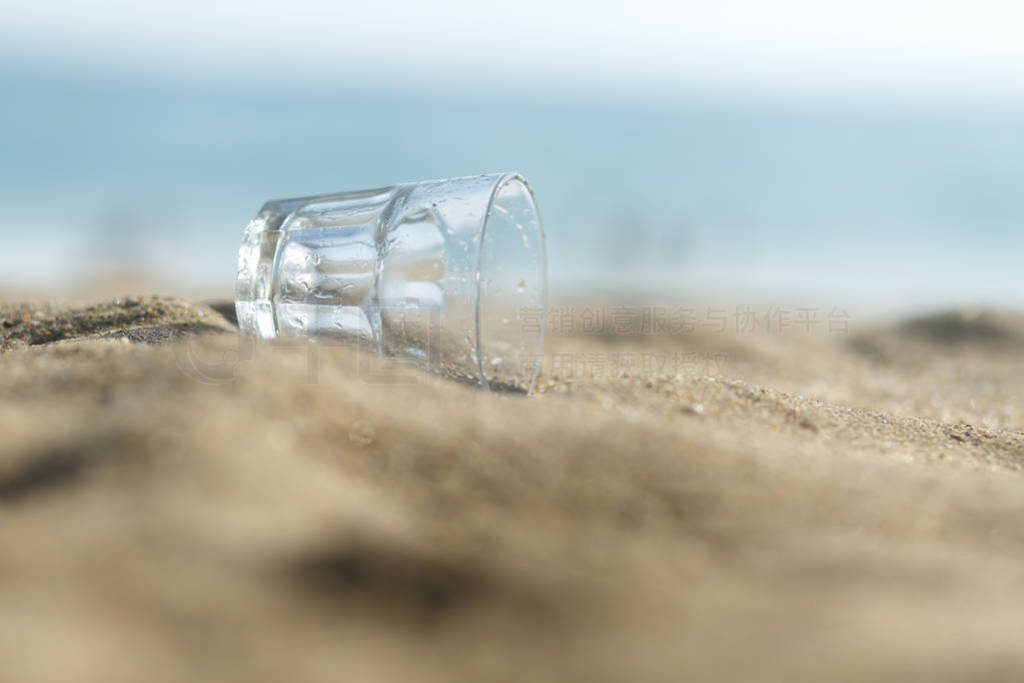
<box><xmin>3</xmin><ymin>293</ymin><xmax>1024</xmax><ymax>681</ymax></box>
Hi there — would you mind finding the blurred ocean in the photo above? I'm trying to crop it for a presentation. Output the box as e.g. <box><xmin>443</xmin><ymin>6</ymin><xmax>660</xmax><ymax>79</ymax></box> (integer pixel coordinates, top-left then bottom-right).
<box><xmin>2</xmin><ymin>66</ymin><xmax>1023</xmax><ymax>311</ymax></box>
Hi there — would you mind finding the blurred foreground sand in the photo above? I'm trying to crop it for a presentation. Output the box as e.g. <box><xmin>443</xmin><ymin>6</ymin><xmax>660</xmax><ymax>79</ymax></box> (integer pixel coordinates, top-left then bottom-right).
<box><xmin>3</xmin><ymin>295</ymin><xmax>1024</xmax><ymax>681</ymax></box>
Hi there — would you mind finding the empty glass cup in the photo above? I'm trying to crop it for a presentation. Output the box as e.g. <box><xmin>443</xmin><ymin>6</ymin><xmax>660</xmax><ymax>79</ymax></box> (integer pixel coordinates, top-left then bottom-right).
<box><xmin>235</xmin><ymin>173</ymin><xmax>547</xmax><ymax>392</ymax></box>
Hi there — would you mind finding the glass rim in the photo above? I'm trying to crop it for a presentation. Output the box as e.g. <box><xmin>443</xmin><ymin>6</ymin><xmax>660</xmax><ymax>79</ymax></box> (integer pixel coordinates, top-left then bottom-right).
<box><xmin>476</xmin><ymin>172</ymin><xmax>547</xmax><ymax>393</ymax></box>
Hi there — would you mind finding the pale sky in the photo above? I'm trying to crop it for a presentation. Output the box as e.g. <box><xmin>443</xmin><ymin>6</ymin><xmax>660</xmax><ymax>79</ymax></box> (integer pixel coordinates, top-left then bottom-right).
<box><xmin>3</xmin><ymin>0</ymin><xmax>1024</xmax><ymax>100</ymax></box>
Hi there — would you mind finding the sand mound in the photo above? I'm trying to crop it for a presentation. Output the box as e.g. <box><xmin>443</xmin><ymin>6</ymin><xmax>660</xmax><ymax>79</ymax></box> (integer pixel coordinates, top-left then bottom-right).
<box><xmin>3</xmin><ymin>296</ymin><xmax>1024</xmax><ymax>682</ymax></box>
<box><xmin>899</xmin><ymin>309</ymin><xmax>1024</xmax><ymax>346</ymax></box>
<box><xmin>0</xmin><ymin>296</ymin><xmax>235</xmax><ymax>350</ymax></box>
<box><xmin>849</xmin><ymin>308</ymin><xmax>1024</xmax><ymax>363</ymax></box>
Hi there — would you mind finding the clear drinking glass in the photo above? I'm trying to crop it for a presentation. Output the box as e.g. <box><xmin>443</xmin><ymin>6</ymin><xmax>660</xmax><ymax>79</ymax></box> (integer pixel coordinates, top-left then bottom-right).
<box><xmin>235</xmin><ymin>173</ymin><xmax>547</xmax><ymax>392</ymax></box>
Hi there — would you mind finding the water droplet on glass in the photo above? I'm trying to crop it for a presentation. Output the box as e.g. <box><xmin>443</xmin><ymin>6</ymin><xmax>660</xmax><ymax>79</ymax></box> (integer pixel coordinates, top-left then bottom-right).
<box><xmin>517</xmin><ymin>279</ymin><xmax>526</xmax><ymax>293</ymax></box>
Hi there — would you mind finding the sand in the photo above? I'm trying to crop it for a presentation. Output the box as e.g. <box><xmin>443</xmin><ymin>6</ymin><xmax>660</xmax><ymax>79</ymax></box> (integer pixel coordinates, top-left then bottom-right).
<box><xmin>3</xmin><ymin>294</ymin><xmax>1024</xmax><ymax>681</ymax></box>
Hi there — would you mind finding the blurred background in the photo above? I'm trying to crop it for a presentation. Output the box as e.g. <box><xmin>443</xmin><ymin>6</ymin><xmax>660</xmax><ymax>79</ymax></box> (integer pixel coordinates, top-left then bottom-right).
<box><xmin>1</xmin><ymin>0</ymin><xmax>1023</xmax><ymax>313</ymax></box>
